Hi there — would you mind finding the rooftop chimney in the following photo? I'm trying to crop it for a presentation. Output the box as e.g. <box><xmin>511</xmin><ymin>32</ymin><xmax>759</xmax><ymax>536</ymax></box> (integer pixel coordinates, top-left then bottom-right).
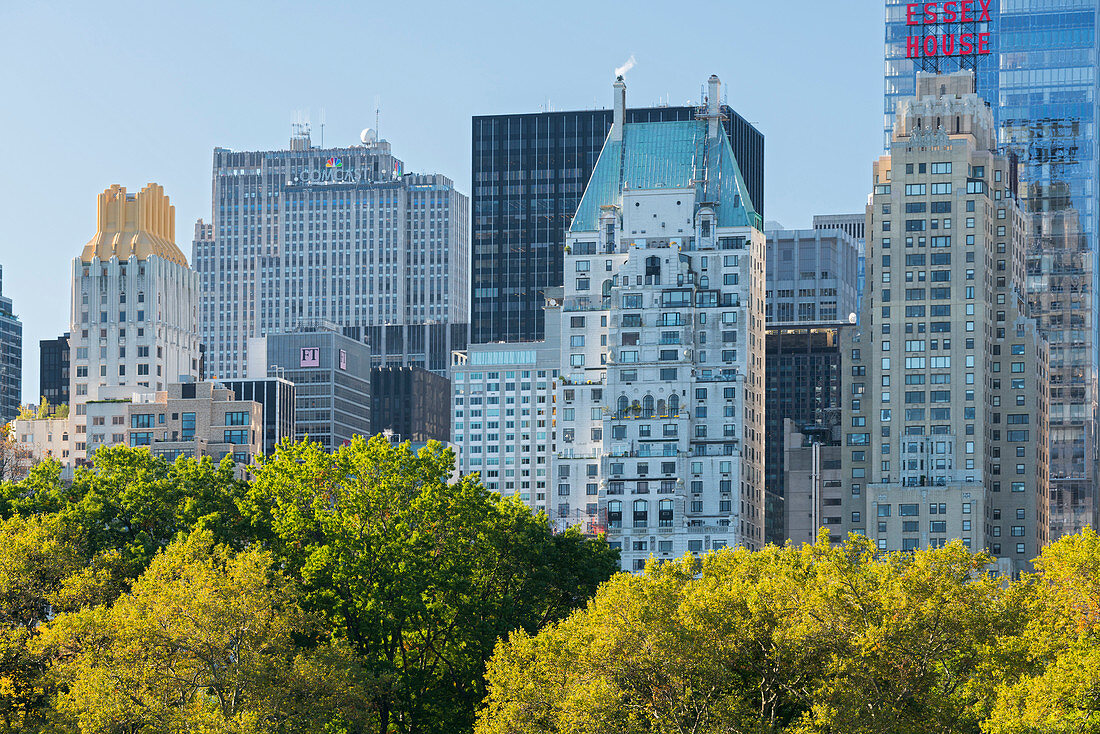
<box><xmin>707</xmin><ymin>74</ymin><xmax>721</xmax><ymax>139</ymax></box>
<box><xmin>612</xmin><ymin>75</ymin><xmax>626</xmax><ymax>141</ymax></box>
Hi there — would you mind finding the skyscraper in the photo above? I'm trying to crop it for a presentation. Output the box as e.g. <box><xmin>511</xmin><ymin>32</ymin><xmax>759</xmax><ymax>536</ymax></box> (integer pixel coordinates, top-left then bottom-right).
<box><xmin>471</xmin><ymin>100</ymin><xmax>763</xmax><ymax>345</ymax></box>
<box><xmin>764</xmin><ymin>227</ymin><xmax>861</xmax><ymax>324</ymax></box>
<box><xmin>193</xmin><ymin>129</ymin><xmax>468</xmax><ymax>380</ymax></box>
<box><xmin>0</xmin><ymin>266</ymin><xmax>22</xmax><ymax>425</ymax></box>
<box><xmin>70</xmin><ymin>184</ymin><xmax>201</xmax><ymax>463</ymax></box>
<box><xmin>845</xmin><ymin>72</ymin><xmax>1049</xmax><ymax>575</ymax></box>
<box><xmin>885</xmin><ymin>0</ymin><xmax>1100</xmax><ymax>536</ymax></box>
<box><xmin>551</xmin><ymin>75</ymin><xmax>765</xmax><ymax>571</ymax></box>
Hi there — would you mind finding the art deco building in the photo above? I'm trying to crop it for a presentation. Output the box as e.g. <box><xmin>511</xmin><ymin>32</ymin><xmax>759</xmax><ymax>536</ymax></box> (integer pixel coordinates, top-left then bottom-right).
<box><xmin>193</xmin><ymin>130</ymin><xmax>468</xmax><ymax>379</ymax></box>
<box><xmin>551</xmin><ymin>75</ymin><xmax>766</xmax><ymax>572</ymax></box>
<box><xmin>69</xmin><ymin>184</ymin><xmax>201</xmax><ymax>463</ymax></box>
<box><xmin>843</xmin><ymin>72</ymin><xmax>1049</xmax><ymax>575</ymax></box>
<box><xmin>885</xmin><ymin>0</ymin><xmax>1099</xmax><ymax>538</ymax></box>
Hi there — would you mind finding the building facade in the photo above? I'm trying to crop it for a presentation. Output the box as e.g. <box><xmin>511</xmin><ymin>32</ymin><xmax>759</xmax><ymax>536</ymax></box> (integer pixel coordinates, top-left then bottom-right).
<box><xmin>126</xmin><ymin>381</ymin><xmax>263</xmax><ymax>464</ymax></box>
<box><xmin>885</xmin><ymin>0</ymin><xmax>1100</xmax><ymax>537</ymax></box>
<box><xmin>215</xmin><ymin>377</ymin><xmax>295</xmax><ymax>455</ymax></box>
<box><xmin>450</xmin><ymin>311</ymin><xmax>561</xmax><ymax>513</ymax></box>
<box><xmin>764</xmin><ymin>324</ymin><xmax>846</xmax><ymax>544</ymax></box>
<box><xmin>12</xmin><ymin>416</ymin><xmax>69</xmax><ymax>465</ymax></box>
<box><xmin>782</xmin><ymin>419</ymin><xmax>844</xmax><ymax>547</ymax></box>
<box><xmin>844</xmin><ymin>72</ymin><xmax>1050</xmax><ymax>574</ymax></box>
<box><xmin>765</xmin><ymin>228</ymin><xmax>860</xmax><ymax>324</ymax></box>
<box><xmin>70</xmin><ymin>184</ymin><xmax>201</xmax><ymax>464</ymax></box>
<box><xmin>0</xmin><ymin>266</ymin><xmax>22</xmax><ymax>425</ymax></box>
<box><xmin>247</xmin><ymin>328</ymin><xmax>371</xmax><ymax>450</ymax></box>
<box><xmin>39</xmin><ymin>333</ymin><xmax>70</xmax><ymax>408</ymax></box>
<box><xmin>550</xmin><ymin>76</ymin><xmax>766</xmax><ymax>572</ymax></box>
<box><xmin>813</xmin><ymin>212</ymin><xmax>868</xmax><ymax>316</ymax></box>
<box><xmin>371</xmin><ymin>366</ymin><xmax>450</xmax><ymax>444</ymax></box>
<box><xmin>471</xmin><ymin>100</ymin><xmax>763</xmax><ymax>345</ymax></box>
<box><xmin>193</xmin><ymin>130</ymin><xmax>468</xmax><ymax>380</ymax></box>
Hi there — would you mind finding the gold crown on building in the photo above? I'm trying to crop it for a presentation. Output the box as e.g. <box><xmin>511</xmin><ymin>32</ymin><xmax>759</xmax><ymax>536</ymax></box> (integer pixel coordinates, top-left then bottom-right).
<box><xmin>81</xmin><ymin>183</ymin><xmax>188</xmax><ymax>267</ymax></box>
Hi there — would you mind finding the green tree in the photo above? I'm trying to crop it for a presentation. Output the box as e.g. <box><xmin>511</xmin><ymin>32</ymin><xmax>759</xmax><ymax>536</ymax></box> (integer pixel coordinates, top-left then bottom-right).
<box><xmin>247</xmin><ymin>435</ymin><xmax>618</xmax><ymax>734</ymax></box>
<box><xmin>985</xmin><ymin>528</ymin><xmax>1100</xmax><ymax>734</ymax></box>
<box><xmin>0</xmin><ymin>446</ymin><xmax>253</xmax><ymax>580</ymax></box>
<box><xmin>477</xmin><ymin>535</ymin><xmax>1009</xmax><ymax>734</ymax></box>
<box><xmin>0</xmin><ymin>514</ymin><xmax>112</xmax><ymax>730</ymax></box>
<box><xmin>38</xmin><ymin>529</ymin><xmax>378</xmax><ymax>734</ymax></box>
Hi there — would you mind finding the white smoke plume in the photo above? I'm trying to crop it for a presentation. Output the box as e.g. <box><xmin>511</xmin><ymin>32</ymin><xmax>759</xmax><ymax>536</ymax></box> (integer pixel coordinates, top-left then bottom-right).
<box><xmin>614</xmin><ymin>55</ymin><xmax>637</xmax><ymax>78</ymax></box>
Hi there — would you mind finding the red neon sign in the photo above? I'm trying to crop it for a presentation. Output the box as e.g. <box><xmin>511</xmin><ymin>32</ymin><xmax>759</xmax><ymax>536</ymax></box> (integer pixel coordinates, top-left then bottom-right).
<box><xmin>905</xmin><ymin>2</ymin><xmax>992</xmax><ymax>59</ymax></box>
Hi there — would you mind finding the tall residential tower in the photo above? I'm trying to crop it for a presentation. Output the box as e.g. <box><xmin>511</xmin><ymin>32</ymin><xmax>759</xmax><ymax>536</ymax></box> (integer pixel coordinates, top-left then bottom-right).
<box><xmin>885</xmin><ymin>0</ymin><xmax>1100</xmax><ymax>536</ymax></box>
<box><xmin>845</xmin><ymin>72</ymin><xmax>1049</xmax><ymax>575</ymax></box>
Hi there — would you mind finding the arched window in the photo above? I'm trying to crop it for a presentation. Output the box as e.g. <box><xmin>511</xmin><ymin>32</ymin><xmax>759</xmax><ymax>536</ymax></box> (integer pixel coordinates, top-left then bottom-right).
<box><xmin>659</xmin><ymin>499</ymin><xmax>674</xmax><ymax>527</ymax></box>
<box><xmin>607</xmin><ymin>501</ymin><xmax>622</xmax><ymax>529</ymax></box>
<box><xmin>668</xmin><ymin>393</ymin><xmax>680</xmax><ymax>415</ymax></box>
<box><xmin>602</xmin><ymin>279</ymin><xmax>612</xmax><ymax>297</ymax></box>
<box><xmin>643</xmin><ymin>395</ymin><xmax>655</xmax><ymax>417</ymax></box>
<box><xmin>633</xmin><ymin>499</ymin><xmax>649</xmax><ymax>528</ymax></box>
<box><xmin>617</xmin><ymin>395</ymin><xmax>629</xmax><ymax>417</ymax></box>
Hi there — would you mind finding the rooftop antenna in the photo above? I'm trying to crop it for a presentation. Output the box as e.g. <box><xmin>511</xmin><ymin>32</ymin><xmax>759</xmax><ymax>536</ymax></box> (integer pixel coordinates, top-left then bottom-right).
<box><xmin>374</xmin><ymin>95</ymin><xmax>381</xmax><ymax>139</ymax></box>
<box><xmin>319</xmin><ymin>107</ymin><xmax>326</xmax><ymax>147</ymax></box>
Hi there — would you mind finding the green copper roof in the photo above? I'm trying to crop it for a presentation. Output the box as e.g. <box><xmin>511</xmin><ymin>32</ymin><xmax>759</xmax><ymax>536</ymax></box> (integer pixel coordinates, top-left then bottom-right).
<box><xmin>569</xmin><ymin>119</ymin><xmax>760</xmax><ymax>232</ymax></box>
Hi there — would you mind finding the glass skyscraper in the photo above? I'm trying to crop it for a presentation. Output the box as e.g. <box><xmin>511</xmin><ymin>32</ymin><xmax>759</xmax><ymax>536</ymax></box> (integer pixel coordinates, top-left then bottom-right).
<box><xmin>0</xmin><ymin>265</ymin><xmax>22</xmax><ymax>425</ymax></box>
<box><xmin>471</xmin><ymin>104</ymin><xmax>763</xmax><ymax>344</ymax></box>
<box><xmin>885</xmin><ymin>0</ymin><xmax>1100</xmax><ymax>537</ymax></box>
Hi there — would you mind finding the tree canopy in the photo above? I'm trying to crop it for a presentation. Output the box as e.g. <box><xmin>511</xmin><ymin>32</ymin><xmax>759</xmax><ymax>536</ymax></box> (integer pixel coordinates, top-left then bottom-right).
<box><xmin>477</xmin><ymin>531</ymin><xmax>1100</xmax><ymax>734</ymax></box>
<box><xmin>0</xmin><ymin>437</ymin><xmax>617</xmax><ymax>733</ymax></box>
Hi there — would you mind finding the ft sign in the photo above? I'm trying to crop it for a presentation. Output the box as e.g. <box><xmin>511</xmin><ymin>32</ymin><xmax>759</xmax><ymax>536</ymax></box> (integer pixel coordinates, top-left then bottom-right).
<box><xmin>906</xmin><ymin>2</ymin><xmax>992</xmax><ymax>59</ymax></box>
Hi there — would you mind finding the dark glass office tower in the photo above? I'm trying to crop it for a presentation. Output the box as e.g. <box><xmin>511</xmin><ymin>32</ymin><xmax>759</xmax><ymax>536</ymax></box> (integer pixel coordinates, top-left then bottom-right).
<box><xmin>471</xmin><ymin>101</ymin><xmax>763</xmax><ymax>343</ymax></box>
<box><xmin>39</xmin><ymin>333</ymin><xmax>70</xmax><ymax>408</ymax></box>
<box><xmin>370</xmin><ymin>366</ymin><xmax>450</xmax><ymax>443</ymax></box>
<box><xmin>885</xmin><ymin>0</ymin><xmax>1100</xmax><ymax>538</ymax></box>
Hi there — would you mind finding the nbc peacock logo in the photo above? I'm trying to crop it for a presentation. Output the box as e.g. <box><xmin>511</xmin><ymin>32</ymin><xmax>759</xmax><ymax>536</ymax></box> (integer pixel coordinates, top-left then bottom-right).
<box><xmin>325</xmin><ymin>157</ymin><xmax>342</xmax><ymax>168</ymax></box>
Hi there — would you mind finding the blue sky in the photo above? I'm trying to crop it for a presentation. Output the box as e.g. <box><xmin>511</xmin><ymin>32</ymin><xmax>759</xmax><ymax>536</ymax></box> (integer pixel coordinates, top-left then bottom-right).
<box><xmin>0</xmin><ymin>0</ymin><xmax>884</xmax><ymax>402</ymax></box>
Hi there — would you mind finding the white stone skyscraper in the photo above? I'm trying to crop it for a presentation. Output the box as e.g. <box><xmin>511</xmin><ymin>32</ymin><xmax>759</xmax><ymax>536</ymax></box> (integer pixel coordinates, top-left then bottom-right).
<box><xmin>69</xmin><ymin>184</ymin><xmax>200</xmax><ymax>463</ymax></box>
<box><xmin>551</xmin><ymin>75</ymin><xmax>766</xmax><ymax>572</ymax></box>
<box><xmin>192</xmin><ymin>128</ymin><xmax>468</xmax><ymax>379</ymax></box>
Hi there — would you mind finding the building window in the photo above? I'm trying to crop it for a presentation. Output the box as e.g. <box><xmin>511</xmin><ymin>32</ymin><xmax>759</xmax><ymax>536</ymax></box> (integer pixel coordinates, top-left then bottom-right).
<box><xmin>224</xmin><ymin>429</ymin><xmax>249</xmax><ymax>445</ymax></box>
<box><xmin>181</xmin><ymin>413</ymin><xmax>196</xmax><ymax>440</ymax></box>
<box><xmin>131</xmin><ymin>414</ymin><xmax>154</xmax><ymax>429</ymax></box>
<box><xmin>225</xmin><ymin>411</ymin><xmax>249</xmax><ymax>426</ymax></box>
